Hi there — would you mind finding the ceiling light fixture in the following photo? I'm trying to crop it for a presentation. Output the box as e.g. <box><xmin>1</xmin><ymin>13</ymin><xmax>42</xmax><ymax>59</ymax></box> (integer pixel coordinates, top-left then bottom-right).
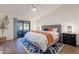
<box><xmin>32</xmin><ymin>4</ymin><xmax>37</xmax><ymax>12</ymax></box>
<box><xmin>32</xmin><ymin>7</ymin><xmax>36</xmax><ymax>11</ymax></box>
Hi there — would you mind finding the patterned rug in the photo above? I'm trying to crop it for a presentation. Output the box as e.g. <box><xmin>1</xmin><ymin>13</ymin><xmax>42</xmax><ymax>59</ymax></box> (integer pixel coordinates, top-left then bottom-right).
<box><xmin>20</xmin><ymin>37</ymin><xmax>63</xmax><ymax>54</ymax></box>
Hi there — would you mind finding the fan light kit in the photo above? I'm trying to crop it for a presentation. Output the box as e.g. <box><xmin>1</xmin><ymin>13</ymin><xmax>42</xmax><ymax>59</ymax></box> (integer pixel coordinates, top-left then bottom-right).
<box><xmin>32</xmin><ymin>4</ymin><xmax>37</xmax><ymax>12</ymax></box>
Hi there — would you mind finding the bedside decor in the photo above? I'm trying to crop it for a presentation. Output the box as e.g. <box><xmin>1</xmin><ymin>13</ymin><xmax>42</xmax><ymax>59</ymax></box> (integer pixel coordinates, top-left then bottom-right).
<box><xmin>67</xmin><ymin>26</ymin><xmax>72</xmax><ymax>33</ymax></box>
<box><xmin>0</xmin><ymin>15</ymin><xmax>9</xmax><ymax>43</ymax></box>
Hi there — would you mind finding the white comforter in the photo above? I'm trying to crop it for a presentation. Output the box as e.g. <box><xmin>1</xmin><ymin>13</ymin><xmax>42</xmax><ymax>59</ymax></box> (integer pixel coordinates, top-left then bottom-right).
<box><xmin>24</xmin><ymin>31</ymin><xmax>59</xmax><ymax>52</ymax></box>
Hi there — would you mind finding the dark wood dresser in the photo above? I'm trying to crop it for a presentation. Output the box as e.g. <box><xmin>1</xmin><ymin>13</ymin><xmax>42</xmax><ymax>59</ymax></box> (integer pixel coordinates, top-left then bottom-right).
<box><xmin>63</xmin><ymin>33</ymin><xmax>76</xmax><ymax>47</ymax></box>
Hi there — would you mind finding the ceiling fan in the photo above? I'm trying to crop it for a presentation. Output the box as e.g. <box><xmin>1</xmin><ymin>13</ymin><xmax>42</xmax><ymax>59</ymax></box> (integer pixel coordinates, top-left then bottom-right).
<box><xmin>32</xmin><ymin>4</ymin><xmax>38</xmax><ymax>12</ymax></box>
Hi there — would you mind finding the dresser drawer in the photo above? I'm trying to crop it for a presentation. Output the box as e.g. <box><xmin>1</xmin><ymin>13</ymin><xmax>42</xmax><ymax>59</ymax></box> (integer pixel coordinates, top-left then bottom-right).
<box><xmin>63</xmin><ymin>33</ymin><xmax>76</xmax><ymax>47</ymax></box>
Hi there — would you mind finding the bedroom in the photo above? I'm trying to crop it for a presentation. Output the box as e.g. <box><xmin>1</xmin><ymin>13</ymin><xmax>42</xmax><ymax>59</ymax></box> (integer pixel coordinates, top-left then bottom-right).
<box><xmin>0</xmin><ymin>4</ymin><xmax>79</xmax><ymax>54</ymax></box>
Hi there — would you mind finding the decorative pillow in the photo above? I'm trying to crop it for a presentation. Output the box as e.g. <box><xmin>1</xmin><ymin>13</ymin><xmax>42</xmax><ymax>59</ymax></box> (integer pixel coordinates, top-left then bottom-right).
<box><xmin>53</xmin><ymin>28</ymin><xmax>58</xmax><ymax>32</ymax></box>
<box><xmin>43</xmin><ymin>28</ymin><xmax>48</xmax><ymax>31</ymax></box>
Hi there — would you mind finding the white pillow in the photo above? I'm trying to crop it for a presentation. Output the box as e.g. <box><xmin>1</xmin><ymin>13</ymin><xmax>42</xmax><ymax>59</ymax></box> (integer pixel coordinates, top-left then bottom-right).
<box><xmin>53</xmin><ymin>28</ymin><xmax>58</xmax><ymax>32</ymax></box>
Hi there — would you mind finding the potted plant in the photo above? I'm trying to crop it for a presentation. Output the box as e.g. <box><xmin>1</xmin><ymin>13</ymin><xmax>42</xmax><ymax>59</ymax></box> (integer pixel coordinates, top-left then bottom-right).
<box><xmin>0</xmin><ymin>15</ymin><xmax>9</xmax><ymax>43</ymax></box>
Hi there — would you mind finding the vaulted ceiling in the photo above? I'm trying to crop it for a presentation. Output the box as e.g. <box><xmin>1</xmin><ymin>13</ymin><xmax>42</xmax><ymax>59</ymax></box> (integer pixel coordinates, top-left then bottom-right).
<box><xmin>0</xmin><ymin>4</ymin><xmax>62</xmax><ymax>19</ymax></box>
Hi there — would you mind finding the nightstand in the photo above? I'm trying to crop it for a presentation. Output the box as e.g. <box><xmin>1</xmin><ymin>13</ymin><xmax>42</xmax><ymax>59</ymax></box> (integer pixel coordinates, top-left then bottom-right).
<box><xmin>62</xmin><ymin>33</ymin><xmax>76</xmax><ymax>47</ymax></box>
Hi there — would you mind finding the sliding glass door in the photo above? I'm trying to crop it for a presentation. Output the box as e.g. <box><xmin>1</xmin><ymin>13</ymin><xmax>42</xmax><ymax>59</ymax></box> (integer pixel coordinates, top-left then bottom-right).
<box><xmin>14</xmin><ymin>18</ymin><xmax>30</xmax><ymax>38</ymax></box>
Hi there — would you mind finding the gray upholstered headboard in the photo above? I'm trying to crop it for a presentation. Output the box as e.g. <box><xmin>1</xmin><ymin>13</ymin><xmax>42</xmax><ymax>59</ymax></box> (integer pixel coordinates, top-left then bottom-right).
<box><xmin>41</xmin><ymin>24</ymin><xmax>62</xmax><ymax>41</ymax></box>
<box><xmin>41</xmin><ymin>24</ymin><xmax>61</xmax><ymax>34</ymax></box>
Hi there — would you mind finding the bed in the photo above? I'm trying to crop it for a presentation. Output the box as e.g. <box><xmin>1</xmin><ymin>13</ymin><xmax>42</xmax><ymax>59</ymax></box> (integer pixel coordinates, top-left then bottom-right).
<box><xmin>17</xmin><ymin>25</ymin><xmax>63</xmax><ymax>54</ymax></box>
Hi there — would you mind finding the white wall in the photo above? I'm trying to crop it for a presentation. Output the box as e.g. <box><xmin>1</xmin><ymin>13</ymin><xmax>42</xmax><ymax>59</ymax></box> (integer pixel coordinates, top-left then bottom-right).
<box><xmin>37</xmin><ymin>5</ymin><xmax>79</xmax><ymax>45</ymax></box>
